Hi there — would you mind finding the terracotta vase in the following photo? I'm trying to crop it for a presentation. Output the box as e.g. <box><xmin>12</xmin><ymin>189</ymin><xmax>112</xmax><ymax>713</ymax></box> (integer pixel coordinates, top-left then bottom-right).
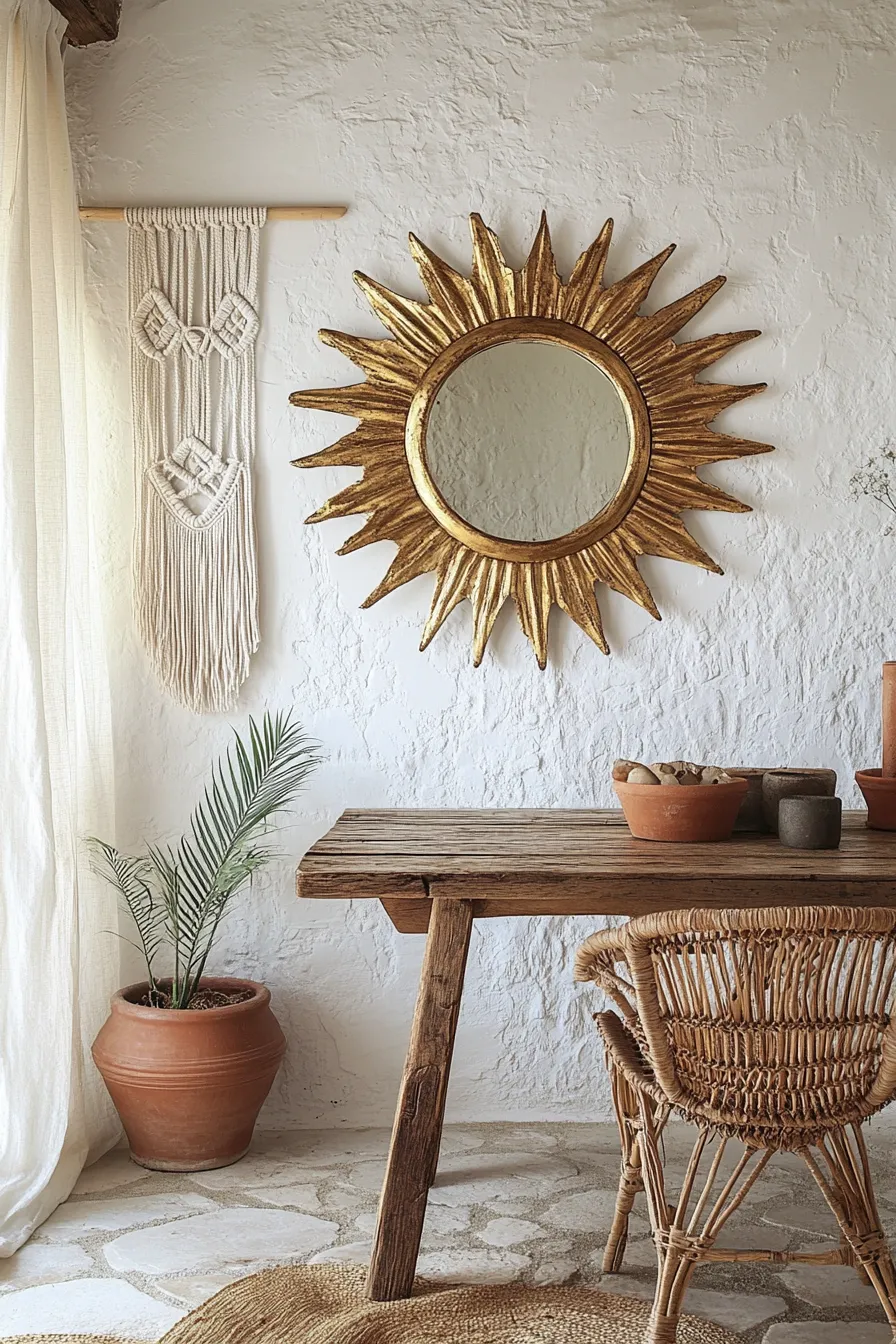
<box><xmin>614</xmin><ymin>777</ymin><xmax>748</xmax><ymax>843</ymax></box>
<box><xmin>92</xmin><ymin>977</ymin><xmax>286</xmax><ymax>1171</ymax></box>
<box><xmin>856</xmin><ymin>770</ymin><xmax>896</xmax><ymax>831</ymax></box>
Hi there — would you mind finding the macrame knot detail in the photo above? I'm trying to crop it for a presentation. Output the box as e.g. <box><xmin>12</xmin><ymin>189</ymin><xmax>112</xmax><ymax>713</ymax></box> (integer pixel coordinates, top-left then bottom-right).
<box><xmin>162</xmin><ymin>436</ymin><xmax>227</xmax><ymax>500</ymax></box>
<box><xmin>128</xmin><ymin>205</ymin><xmax>263</xmax><ymax>713</ymax></box>
<box><xmin>132</xmin><ymin>287</ymin><xmax>259</xmax><ymax>361</ymax></box>
<box><xmin>147</xmin><ymin>436</ymin><xmax>245</xmax><ymax>531</ymax></box>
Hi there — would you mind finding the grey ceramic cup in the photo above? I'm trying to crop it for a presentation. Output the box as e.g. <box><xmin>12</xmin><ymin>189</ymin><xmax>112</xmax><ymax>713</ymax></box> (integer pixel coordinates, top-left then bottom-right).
<box><xmin>761</xmin><ymin>769</ymin><xmax>837</xmax><ymax>835</ymax></box>
<box><xmin>777</xmin><ymin>795</ymin><xmax>842</xmax><ymax>850</ymax></box>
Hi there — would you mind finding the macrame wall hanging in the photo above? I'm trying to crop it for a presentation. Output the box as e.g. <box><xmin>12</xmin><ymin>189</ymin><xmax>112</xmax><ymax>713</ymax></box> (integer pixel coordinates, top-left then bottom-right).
<box><xmin>126</xmin><ymin>206</ymin><xmax>266</xmax><ymax>714</ymax></box>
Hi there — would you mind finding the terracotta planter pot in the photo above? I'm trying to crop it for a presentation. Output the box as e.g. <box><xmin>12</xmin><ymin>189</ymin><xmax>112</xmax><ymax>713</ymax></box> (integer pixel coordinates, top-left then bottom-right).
<box><xmin>615</xmin><ymin>777</ymin><xmax>749</xmax><ymax>843</ymax></box>
<box><xmin>856</xmin><ymin>769</ymin><xmax>896</xmax><ymax>831</ymax></box>
<box><xmin>92</xmin><ymin>977</ymin><xmax>286</xmax><ymax>1172</ymax></box>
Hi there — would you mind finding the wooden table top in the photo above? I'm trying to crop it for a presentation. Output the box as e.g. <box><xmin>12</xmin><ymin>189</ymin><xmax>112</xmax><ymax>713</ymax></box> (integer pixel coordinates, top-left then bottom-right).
<box><xmin>297</xmin><ymin>809</ymin><xmax>896</xmax><ymax>931</ymax></box>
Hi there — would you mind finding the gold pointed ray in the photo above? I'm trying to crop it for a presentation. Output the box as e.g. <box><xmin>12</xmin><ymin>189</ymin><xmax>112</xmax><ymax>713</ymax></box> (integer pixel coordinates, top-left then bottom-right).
<box><xmin>337</xmin><ymin>495</ymin><xmax>433</xmax><ymax>554</ymax></box>
<box><xmin>587</xmin><ymin>537</ymin><xmax>661</xmax><ymax>620</ymax></box>
<box><xmin>517</xmin><ymin>212</ymin><xmax>562</xmax><ymax>319</ymax></box>
<box><xmin>592</xmin><ymin>244</ymin><xmax>677</xmax><ymax>339</ymax></box>
<box><xmin>304</xmin><ymin>480</ymin><xmax>377</xmax><ymax>525</ymax></box>
<box><xmin>335</xmin><ymin>458</ymin><xmax>414</xmax><ymax>494</ymax></box>
<box><xmin>618</xmin><ymin>276</ymin><xmax>727</xmax><ymax>368</ymax></box>
<box><xmin>353</xmin><ymin>272</ymin><xmax>454</xmax><ymax>361</ymax></box>
<box><xmin>468</xmin><ymin>213</ymin><xmax>516</xmax><ymax>320</ymax></box>
<box><xmin>669</xmin><ymin>329</ymin><xmax>763</xmax><ymax>376</ymax></box>
<box><xmin>420</xmin><ymin>549</ymin><xmax>482</xmax><ymax>650</ymax></box>
<box><xmin>290</xmin><ymin>212</ymin><xmax>773</xmax><ymax>665</ymax></box>
<box><xmin>513</xmin><ymin>563</ymin><xmax>553</xmax><ymax>668</ymax></box>
<box><xmin>641</xmin><ymin>473</ymin><xmax>751</xmax><ymax>516</ymax></box>
<box><xmin>625</xmin><ymin>501</ymin><xmax>724</xmax><ymax>574</ymax></box>
<box><xmin>291</xmin><ymin>383</ymin><xmax>410</xmax><ymax>421</ymax></box>
<box><xmin>649</xmin><ymin>457</ymin><xmax>748</xmax><ymax>495</ymax></box>
<box><xmin>304</xmin><ymin>461</ymin><xmax>416</xmax><ymax>524</ymax></box>
<box><xmin>636</xmin><ymin>333</ymin><xmax>762</xmax><ymax>401</ymax></box>
<box><xmin>408</xmin><ymin>234</ymin><xmax>485</xmax><ymax>333</ymax></box>
<box><xmin>361</xmin><ymin>530</ymin><xmax>459</xmax><ymax>608</ymax></box>
<box><xmin>471</xmin><ymin>559</ymin><xmax>513</xmax><ymax>667</ymax></box>
<box><xmin>549</xmin><ymin>554</ymin><xmax>610</xmax><ymax>654</ymax></box>
<box><xmin>291</xmin><ymin>424</ymin><xmax>406</xmax><ymax>470</ymax></box>
<box><xmin>651</xmin><ymin>428</ymin><xmax>774</xmax><ymax>463</ymax></box>
<box><xmin>318</xmin><ymin>329</ymin><xmax>426</xmax><ymax>388</ymax></box>
<box><xmin>562</xmin><ymin>218</ymin><xmax>614</xmax><ymax>327</ymax></box>
<box><xmin>648</xmin><ymin>381</ymin><xmax>768</xmax><ymax>432</ymax></box>
<box><xmin>646</xmin><ymin>274</ymin><xmax>728</xmax><ymax>336</ymax></box>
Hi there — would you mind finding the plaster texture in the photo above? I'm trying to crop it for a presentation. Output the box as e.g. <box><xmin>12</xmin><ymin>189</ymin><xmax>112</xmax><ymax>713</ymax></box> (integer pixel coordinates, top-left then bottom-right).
<box><xmin>64</xmin><ymin>0</ymin><xmax>896</xmax><ymax>1128</ymax></box>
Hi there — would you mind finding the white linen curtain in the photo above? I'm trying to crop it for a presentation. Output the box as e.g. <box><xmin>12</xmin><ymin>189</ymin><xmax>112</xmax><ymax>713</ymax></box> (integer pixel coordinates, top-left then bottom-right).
<box><xmin>0</xmin><ymin>0</ymin><xmax>119</xmax><ymax>1252</ymax></box>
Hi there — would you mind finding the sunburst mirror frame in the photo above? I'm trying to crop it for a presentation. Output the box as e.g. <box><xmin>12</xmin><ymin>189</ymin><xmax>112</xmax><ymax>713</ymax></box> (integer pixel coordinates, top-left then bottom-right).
<box><xmin>290</xmin><ymin>213</ymin><xmax>773</xmax><ymax>668</ymax></box>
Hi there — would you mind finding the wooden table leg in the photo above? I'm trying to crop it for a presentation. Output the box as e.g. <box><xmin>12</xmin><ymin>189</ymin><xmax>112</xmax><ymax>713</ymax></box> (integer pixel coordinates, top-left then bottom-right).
<box><xmin>366</xmin><ymin>898</ymin><xmax>474</xmax><ymax>1301</ymax></box>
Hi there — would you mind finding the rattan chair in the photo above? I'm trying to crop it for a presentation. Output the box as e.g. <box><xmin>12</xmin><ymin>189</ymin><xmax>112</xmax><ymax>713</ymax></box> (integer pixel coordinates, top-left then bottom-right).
<box><xmin>575</xmin><ymin>906</ymin><xmax>896</xmax><ymax>1344</ymax></box>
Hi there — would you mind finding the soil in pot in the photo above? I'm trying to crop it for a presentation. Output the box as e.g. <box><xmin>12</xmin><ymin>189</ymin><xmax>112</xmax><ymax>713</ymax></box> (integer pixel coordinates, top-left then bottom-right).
<box><xmin>92</xmin><ymin>977</ymin><xmax>286</xmax><ymax>1172</ymax></box>
<box><xmin>136</xmin><ymin>986</ymin><xmax>253</xmax><ymax>1009</ymax></box>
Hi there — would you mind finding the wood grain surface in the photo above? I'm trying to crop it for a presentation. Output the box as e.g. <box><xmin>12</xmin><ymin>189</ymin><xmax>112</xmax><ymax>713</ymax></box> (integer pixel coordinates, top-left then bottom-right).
<box><xmin>53</xmin><ymin>0</ymin><xmax>120</xmax><ymax>44</ymax></box>
<box><xmin>366</xmin><ymin>898</ymin><xmax>473</xmax><ymax>1300</ymax></box>
<box><xmin>298</xmin><ymin>810</ymin><xmax>896</xmax><ymax>922</ymax></box>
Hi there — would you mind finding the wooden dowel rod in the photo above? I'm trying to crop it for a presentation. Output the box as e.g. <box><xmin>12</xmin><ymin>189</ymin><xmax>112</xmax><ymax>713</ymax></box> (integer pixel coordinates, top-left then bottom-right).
<box><xmin>78</xmin><ymin>205</ymin><xmax>347</xmax><ymax>221</ymax></box>
<box><xmin>883</xmin><ymin>662</ymin><xmax>896</xmax><ymax>778</ymax></box>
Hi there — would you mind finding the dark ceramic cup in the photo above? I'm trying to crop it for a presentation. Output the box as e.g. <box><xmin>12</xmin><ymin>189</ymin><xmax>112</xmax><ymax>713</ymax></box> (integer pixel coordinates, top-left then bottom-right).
<box><xmin>761</xmin><ymin>769</ymin><xmax>837</xmax><ymax>835</ymax></box>
<box><xmin>777</xmin><ymin>795</ymin><xmax>842</xmax><ymax>850</ymax></box>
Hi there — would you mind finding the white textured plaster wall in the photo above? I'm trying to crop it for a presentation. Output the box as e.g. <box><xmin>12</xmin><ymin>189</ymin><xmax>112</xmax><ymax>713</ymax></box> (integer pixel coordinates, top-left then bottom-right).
<box><xmin>65</xmin><ymin>0</ymin><xmax>896</xmax><ymax>1127</ymax></box>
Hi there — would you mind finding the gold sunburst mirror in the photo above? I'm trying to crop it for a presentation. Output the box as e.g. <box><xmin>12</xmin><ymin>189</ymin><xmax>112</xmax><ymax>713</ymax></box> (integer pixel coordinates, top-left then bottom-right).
<box><xmin>290</xmin><ymin>213</ymin><xmax>772</xmax><ymax>667</ymax></box>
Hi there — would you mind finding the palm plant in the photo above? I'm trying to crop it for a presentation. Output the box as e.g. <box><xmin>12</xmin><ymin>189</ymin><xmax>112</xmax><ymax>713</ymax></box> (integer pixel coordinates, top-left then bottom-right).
<box><xmin>88</xmin><ymin>711</ymin><xmax>319</xmax><ymax>1008</ymax></box>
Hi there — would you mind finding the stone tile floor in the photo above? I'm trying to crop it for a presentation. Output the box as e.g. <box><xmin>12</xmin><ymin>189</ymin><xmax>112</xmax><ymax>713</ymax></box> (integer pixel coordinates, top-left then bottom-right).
<box><xmin>1</xmin><ymin>1123</ymin><xmax>895</xmax><ymax>1341</ymax></box>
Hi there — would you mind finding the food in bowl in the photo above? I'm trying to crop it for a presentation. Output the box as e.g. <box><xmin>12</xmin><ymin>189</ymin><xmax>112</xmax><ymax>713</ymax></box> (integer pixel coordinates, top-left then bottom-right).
<box><xmin>613</xmin><ymin>758</ymin><xmax>736</xmax><ymax>787</ymax></box>
<box><xmin>613</xmin><ymin>759</ymin><xmax>748</xmax><ymax>841</ymax></box>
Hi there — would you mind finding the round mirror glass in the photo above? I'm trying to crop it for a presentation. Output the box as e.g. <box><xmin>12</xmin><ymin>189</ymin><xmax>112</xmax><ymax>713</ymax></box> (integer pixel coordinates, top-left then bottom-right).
<box><xmin>423</xmin><ymin>341</ymin><xmax>632</xmax><ymax>543</ymax></box>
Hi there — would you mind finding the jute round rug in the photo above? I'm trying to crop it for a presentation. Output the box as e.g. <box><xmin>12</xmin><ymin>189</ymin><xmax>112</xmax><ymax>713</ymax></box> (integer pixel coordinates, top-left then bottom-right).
<box><xmin>3</xmin><ymin>1264</ymin><xmax>741</xmax><ymax>1344</ymax></box>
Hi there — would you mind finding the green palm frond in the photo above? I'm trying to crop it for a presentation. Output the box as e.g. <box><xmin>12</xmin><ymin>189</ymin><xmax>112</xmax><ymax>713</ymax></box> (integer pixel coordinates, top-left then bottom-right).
<box><xmin>164</xmin><ymin>712</ymin><xmax>319</xmax><ymax>1004</ymax></box>
<box><xmin>87</xmin><ymin>711</ymin><xmax>320</xmax><ymax>1009</ymax></box>
<box><xmin>85</xmin><ymin>839</ymin><xmax>165</xmax><ymax>992</ymax></box>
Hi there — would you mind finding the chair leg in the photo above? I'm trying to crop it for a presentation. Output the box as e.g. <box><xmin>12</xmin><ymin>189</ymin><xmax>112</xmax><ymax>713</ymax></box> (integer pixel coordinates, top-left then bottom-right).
<box><xmin>603</xmin><ymin>1065</ymin><xmax>643</xmax><ymax>1273</ymax></box>
<box><xmin>802</xmin><ymin>1125</ymin><xmax>896</xmax><ymax>1335</ymax></box>
<box><xmin>647</xmin><ymin>1243</ymin><xmax>699</xmax><ymax>1344</ymax></box>
<box><xmin>638</xmin><ymin>1104</ymin><xmax>696</xmax><ymax>1344</ymax></box>
<box><xmin>637</xmin><ymin>1100</ymin><xmax>772</xmax><ymax>1344</ymax></box>
<box><xmin>604</xmin><ymin>1149</ymin><xmax>642</xmax><ymax>1273</ymax></box>
<box><xmin>841</xmin><ymin>1229</ymin><xmax>873</xmax><ymax>1285</ymax></box>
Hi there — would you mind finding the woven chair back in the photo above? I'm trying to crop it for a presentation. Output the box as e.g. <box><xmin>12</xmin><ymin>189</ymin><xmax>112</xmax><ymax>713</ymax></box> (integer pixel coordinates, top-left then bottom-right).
<box><xmin>623</xmin><ymin>906</ymin><xmax>896</xmax><ymax>1141</ymax></box>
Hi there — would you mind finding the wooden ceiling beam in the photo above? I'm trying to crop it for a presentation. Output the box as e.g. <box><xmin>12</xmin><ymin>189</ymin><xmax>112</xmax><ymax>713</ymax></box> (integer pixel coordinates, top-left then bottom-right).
<box><xmin>53</xmin><ymin>0</ymin><xmax>121</xmax><ymax>45</ymax></box>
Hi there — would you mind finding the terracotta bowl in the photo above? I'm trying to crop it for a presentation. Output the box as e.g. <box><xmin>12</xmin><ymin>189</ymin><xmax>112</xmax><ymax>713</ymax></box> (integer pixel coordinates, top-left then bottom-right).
<box><xmin>615</xmin><ymin>777</ymin><xmax>749</xmax><ymax>843</ymax></box>
<box><xmin>855</xmin><ymin>769</ymin><xmax>896</xmax><ymax>831</ymax></box>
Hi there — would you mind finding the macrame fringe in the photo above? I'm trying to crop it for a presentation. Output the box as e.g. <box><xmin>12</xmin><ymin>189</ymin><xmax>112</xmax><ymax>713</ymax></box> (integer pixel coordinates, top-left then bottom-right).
<box><xmin>127</xmin><ymin>205</ymin><xmax>265</xmax><ymax>713</ymax></box>
<box><xmin>137</xmin><ymin>468</ymin><xmax>259</xmax><ymax>714</ymax></box>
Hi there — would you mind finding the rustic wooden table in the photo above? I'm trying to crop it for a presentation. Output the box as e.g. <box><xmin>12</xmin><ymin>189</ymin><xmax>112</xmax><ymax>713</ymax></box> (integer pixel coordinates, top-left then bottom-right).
<box><xmin>297</xmin><ymin>807</ymin><xmax>896</xmax><ymax>1301</ymax></box>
